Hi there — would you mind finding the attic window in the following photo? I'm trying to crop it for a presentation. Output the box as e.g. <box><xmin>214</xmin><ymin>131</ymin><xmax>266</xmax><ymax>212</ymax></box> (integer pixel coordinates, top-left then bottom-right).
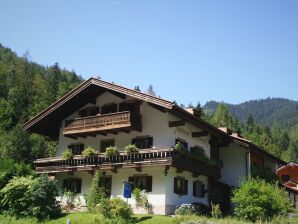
<box><xmin>101</xmin><ymin>103</ymin><xmax>117</xmax><ymax>114</ymax></box>
<box><xmin>281</xmin><ymin>175</ymin><xmax>290</xmax><ymax>182</ymax></box>
<box><xmin>79</xmin><ymin>106</ymin><xmax>99</xmax><ymax>117</ymax></box>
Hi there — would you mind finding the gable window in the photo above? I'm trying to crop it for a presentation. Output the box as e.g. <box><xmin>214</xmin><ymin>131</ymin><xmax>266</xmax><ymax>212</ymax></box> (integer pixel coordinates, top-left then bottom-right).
<box><xmin>79</xmin><ymin>106</ymin><xmax>99</xmax><ymax>117</ymax></box>
<box><xmin>132</xmin><ymin>136</ymin><xmax>153</xmax><ymax>149</ymax></box>
<box><xmin>101</xmin><ymin>103</ymin><xmax>117</xmax><ymax>114</ymax></box>
<box><xmin>68</xmin><ymin>144</ymin><xmax>84</xmax><ymax>155</ymax></box>
<box><xmin>100</xmin><ymin>139</ymin><xmax>115</xmax><ymax>153</ymax></box>
<box><xmin>174</xmin><ymin>176</ymin><xmax>188</xmax><ymax>195</ymax></box>
<box><xmin>175</xmin><ymin>138</ymin><xmax>188</xmax><ymax>150</ymax></box>
<box><xmin>128</xmin><ymin>175</ymin><xmax>152</xmax><ymax>192</ymax></box>
<box><xmin>63</xmin><ymin>179</ymin><xmax>82</xmax><ymax>193</ymax></box>
<box><xmin>193</xmin><ymin>180</ymin><xmax>205</xmax><ymax>198</ymax></box>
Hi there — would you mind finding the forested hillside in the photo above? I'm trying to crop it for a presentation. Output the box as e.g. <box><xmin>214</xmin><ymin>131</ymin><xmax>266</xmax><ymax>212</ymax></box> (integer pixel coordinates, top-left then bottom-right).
<box><xmin>0</xmin><ymin>44</ymin><xmax>83</xmax><ymax>163</ymax></box>
<box><xmin>204</xmin><ymin>98</ymin><xmax>298</xmax><ymax>129</ymax></box>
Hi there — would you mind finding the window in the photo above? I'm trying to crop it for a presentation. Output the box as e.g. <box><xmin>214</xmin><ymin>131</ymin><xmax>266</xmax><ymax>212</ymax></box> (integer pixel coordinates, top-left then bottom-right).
<box><xmin>175</xmin><ymin>138</ymin><xmax>188</xmax><ymax>150</ymax></box>
<box><xmin>128</xmin><ymin>175</ymin><xmax>152</xmax><ymax>192</ymax></box>
<box><xmin>79</xmin><ymin>106</ymin><xmax>99</xmax><ymax>117</ymax></box>
<box><xmin>281</xmin><ymin>175</ymin><xmax>290</xmax><ymax>182</ymax></box>
<box><xmin>100</xmin><ymin>176</ymin><xmax>112</xmax><ymax>197</ymax></box>
<box><xmin>100</xmin><ymin>139</ymin><xmax>115</xmax><ymax>152</ymax></box>
<box><xmin>193</xmin><ymin>180</ymin><xmax>205</xmax><ymax>198</ymax></box>
<box><xmin>174</xmin><ymin>176</ymin><xmax>188</xmax><ymax>195</ymax></box>
<box><xmin>68</xmin><ymin>144</ymin><xmax>84</xmax><ymax>155</ymax></box>
<box><xmin>101</xmin><ymin>103</ymin><xmax>117</xmax><ymax>114</ymax></box>
<box><xmin>132</xmin><ymin>137</ymin><xmax>153</xmax><ymax>149</ymax></box>
<box><xmin>63</xmin><ymin>179</ymin><xmax>82</xmax><ymax>193</ymax></box>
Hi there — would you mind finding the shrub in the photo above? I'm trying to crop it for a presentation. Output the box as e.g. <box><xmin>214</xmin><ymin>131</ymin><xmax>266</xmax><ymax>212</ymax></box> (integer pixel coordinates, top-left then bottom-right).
<box><xmin>175</xmin><ymin>203</ymin><xmax>211</xmax><ymax>216</ymax></box>
<box><xmin>231</xmin><ymin>178</ymin><xmax>292</xmax><ymax>222</ymax></box>
<box><xmin>174</xmin><ymin>142</ymin><xmax>188</xmax><ymax>155</ymax></box>
<box><xmin>62</xmin><ymin>149</ymin><xmax>73</xmax><ymax>160</ymax></box>
<box><xmin>211</xmin><ymin>203</ymin><xmax>222</xmax><ymax>219</ymax></box>
<box><xmin>28</xmin><ymin>174</ymin><xmax>61</xmax><ymax>219</ymax></box>
<box><xmin>175</xmin><ymin>204</ymin><xmax>195</xmax><ymax>216</ymax></box>
<box><xmin>125</xmin><ymin>144</ymin><xmax>139</xmax><ymax>155</ymax></box>
<box><xmin>82</xmin><ymin>146</ymin><xmax>99</xmax><ymax>158</ymax></box>
<box><xmin>191</xmin><ymin>202</ymin><xmax>211</xmax><ymax>216</ymax></box>
<box><xmin>132</xmin><ymin>188</ymin><xmax>151</xmax><ymax>213</ymax></box>
<box><xmin>0</xmin><ymin>175</ymin><xmax>61</xmax><ymax>219</ymax></box>
<box><xmin>85</xmin><ymin>171</ymin><xmax>107</xmax><ymax>212</ymax></box>
<box><xmin>62</xmin><ymin>191</ymin><xmax>77</xmax><ymax>211</ymax></box>
<box><xmin>104</xmin><ymin>146</ymin><xmax>120</xmax><ymax>157</ymax></box>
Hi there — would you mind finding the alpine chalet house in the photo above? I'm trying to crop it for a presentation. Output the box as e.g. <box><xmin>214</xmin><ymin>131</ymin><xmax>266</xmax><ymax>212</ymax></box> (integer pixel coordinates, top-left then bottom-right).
<box><xmin>23</xmin><ymin>78</ymin><xmax>285</xmax><ymax>214</ymax></box>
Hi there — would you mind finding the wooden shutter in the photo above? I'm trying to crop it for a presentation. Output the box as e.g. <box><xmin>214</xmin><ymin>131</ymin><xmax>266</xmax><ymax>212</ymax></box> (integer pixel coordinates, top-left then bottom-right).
<box><xmin>148</xmin><ymin>137</ymin><xmax>153</xmax><ymax>148</ymax></box>
<box><xmin>76</xmin><ymin>179</ymin><xmax>82</xmax><ymax>193</ymax></box>
<box><xmin>63</xmin><ymin>179</ymin><xmax>68</xmax><ymax>191</ymax></box>
<box><xmin>174</xmin><ymin>177</ymin><xmax>178</xmax><ymax>194</ymax></box>
<box><xmin>79</xmin><ymin>144</ymin><xmax>84</xmax><ymax>154</ymax></box>
<box><xmin>146</xmin><ymin>176</ymin><xmax>152</xmax><ymax>192</ymax></box>
<box><xmin>193</xmin><ymin>181</ymin><xmax>197</xmax><ymax>197</ymax></box>
<box><xmin>183</xmin><ymin>179</ymin><xmax>188</xmax><ymax>195</ymax></box>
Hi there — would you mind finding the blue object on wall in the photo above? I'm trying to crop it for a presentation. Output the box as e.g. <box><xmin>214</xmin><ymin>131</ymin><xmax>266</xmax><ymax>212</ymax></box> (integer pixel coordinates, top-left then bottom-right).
<box><xmin>123</xmin><ymin>182</ymin><xmax>132</xmax><ymax>198</ymax></box>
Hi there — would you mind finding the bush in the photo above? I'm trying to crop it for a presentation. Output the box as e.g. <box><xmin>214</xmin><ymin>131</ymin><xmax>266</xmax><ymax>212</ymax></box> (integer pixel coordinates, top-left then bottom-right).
<box><xmin>0</xmin><ymin>175</ymin><xmax>61</xmax><ymax>219</ymax></box>
<box><xmin>175</xmin><ymin>203</ymin><xmax>210</xmax><ymax>216</ymax></box>
<box><xmin>125</xmin><ymin>144</ymin><xmax>139</xmax><ymax>155</ymax></box>
<box><xmin>174</xmin><ymin>142</ymin><xmax>188</xmax><ymax>155</ymax></box>
<box><xmin>231</xmin><ymin>178</ymin><xmax>292</xmax><ymax>222</ymax></box>
<box><xmin>82</xmin><ymin>146</ymin><xmax>99</xmax><ymax>159</ymax></box>
<box><xmin>85</xmin><ymin>171</ymin><xmax>107</xmax><ymax>212</ymax></box>
<box><xmin>62</xmin><ymin>149</ymin><xmax>73</xmax><ymax>160</ymax></box>
<box><xmin>211</xmin><ymin>203</ymin><xmax>222</xmax><ymax>219</ymax></box>
<box><xmin>104</xmin><ymin>146</ymin><xmax>120</xmax><ymax>157</ymax></box>
<box><xmin>132</xmin><ymin>188</ymin><xmax>151</xmax><ymax>213</ymax></box>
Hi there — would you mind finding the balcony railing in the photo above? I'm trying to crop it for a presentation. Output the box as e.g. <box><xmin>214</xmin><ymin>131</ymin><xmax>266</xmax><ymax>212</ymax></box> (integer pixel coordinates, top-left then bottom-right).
<box><xmin>63</xmin><ymin>111</ymin><xmax>141</xmax><ymax>135</ymax></box>
<box><xmin>34</xmin><ymin>148</ymin><xmax>220</xmax><ymax>178</ymax></box>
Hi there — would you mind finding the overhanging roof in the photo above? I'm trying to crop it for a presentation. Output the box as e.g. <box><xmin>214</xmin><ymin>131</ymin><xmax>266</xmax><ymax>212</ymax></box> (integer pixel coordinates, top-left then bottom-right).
<box><xmin>23</xmin><ymin>78</ymin><xmax>229</xmax><ymax>141</ymax></box>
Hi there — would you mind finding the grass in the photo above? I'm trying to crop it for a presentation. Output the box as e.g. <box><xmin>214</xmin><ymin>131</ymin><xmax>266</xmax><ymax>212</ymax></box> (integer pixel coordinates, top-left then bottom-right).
<box><xmin>0</xmin><ymin>212</ymin><xmax>297</xmax><ymax>224</ymax></box>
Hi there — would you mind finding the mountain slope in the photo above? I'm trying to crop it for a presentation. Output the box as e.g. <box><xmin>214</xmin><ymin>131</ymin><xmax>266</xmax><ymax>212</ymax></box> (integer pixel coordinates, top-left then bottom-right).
<box><xmin>204</xmin><ymin>98</ymin><xmax>298</xmax><ymax>129</ymax></box>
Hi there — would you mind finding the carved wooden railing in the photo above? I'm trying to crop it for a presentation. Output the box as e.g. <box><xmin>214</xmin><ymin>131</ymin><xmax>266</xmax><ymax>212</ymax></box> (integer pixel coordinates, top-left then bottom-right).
<box><xmin>64</xmin><ymin>111</ymin><xmax>131</xmax><ymax>132</ymax></box>
<box><xmin>34</xmin><ymin>148</ymin><xmax>220</xmax><ymax>178</ymax></box>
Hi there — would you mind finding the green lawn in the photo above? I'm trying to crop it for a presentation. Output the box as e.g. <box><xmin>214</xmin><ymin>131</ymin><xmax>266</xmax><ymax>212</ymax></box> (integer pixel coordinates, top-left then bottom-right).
<box><xmin>0</xmin><ymin>212</ymin><xmax>297</xmax><ymax>224</ymax></box>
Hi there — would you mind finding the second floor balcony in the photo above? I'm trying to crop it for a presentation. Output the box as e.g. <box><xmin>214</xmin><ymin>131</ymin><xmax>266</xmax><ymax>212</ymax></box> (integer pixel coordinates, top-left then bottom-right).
<box><xmin>63</xmin><ymin>111</ymin><xmax>142</xmax><ymax>138</ymax></box>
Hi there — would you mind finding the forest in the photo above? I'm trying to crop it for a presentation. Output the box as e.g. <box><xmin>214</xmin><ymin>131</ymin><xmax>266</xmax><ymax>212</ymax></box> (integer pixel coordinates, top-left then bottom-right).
<box><xmin>0</xmin><ymin>43</ymin><xmax>297</xmax><ymax>169</ymax></box>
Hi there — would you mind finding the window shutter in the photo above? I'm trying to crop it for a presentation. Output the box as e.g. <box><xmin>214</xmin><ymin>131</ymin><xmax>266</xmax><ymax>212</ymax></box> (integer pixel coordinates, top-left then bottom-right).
<box><xmin>79</xmin><ymin>144</ymin><xmax>84</xmax><ymax>154</ymax></box>
<box><xmin>193</xmin><ymin>181</ymin><xmax>197</xmax><ymax>197</ymax></box>
<box><xmin>63</xmin><ymin>179</ymin><xmax>68</xmax><ymax>191</ymax></box>
<box><xmin>148</xmin><ymin>137</ymin><xmax>153</xmax><ymax>148</ymax></box>
<box><xmin>174</xmin><ymin>177</ymin><xmax>178</xmax><ymax>194</ymax></box>
<box><xmin>128</xmin><ymin>176</ymin><xmax>134</xmax><ymax>187</ymax></box>
<box><xmin>77</xmin><ymin>179</ymin><xmax>82</xmax><ymax>193</ymax></box>
<box><xmin>184</xmin><ymin>179</ymin><xmax>188</xmax><ymax>195</ymax></box>
<box><xmin>146</xmin><ymin>176</ymin><xmax>152</xmax><ymax>192</ymax></box>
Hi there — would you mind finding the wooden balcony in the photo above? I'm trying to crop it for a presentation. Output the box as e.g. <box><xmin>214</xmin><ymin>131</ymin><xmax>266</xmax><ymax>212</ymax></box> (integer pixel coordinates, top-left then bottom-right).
<box><xmin>34</xmin><ymin>148</ymin><xmax>220</xmax><ymax>178</ymax></box>
<box><xmin>63</xmin><ymin>111</ymin><xmax>141</xmax><ymax>137</ymax></box>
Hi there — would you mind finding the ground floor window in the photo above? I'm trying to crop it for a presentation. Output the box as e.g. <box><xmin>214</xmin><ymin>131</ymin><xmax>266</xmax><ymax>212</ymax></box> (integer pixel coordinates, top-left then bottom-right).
<box><xmin>174</xmin><ymin>176</ymin><xmax>188</xmax><ymax>195</ymax></box>
<box><xmin>100</xmin><ymin>176</ymin><xmax>112</xmax><ymax>196</ymax></box>
<box><xmin>128</xmin><ymin>175</ymin><xmax>152</xmax><ymax>192</ymax></box>
<box><xmin>63</xmin><ymin>178</ymin><xmax>82</xmax><ymax>193</ymax></box>
<box><xmin>193</xmin><ymin>180</ymin><xmax>205</xmax><ymax>198</ymax></box>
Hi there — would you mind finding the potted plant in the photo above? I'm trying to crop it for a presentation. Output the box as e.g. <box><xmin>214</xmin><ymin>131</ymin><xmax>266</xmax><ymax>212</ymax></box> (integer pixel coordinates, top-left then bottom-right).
<box><xmin>104</xmin><ymin>146</ymin><xmax>120</xmax><ymax>157</ymax></box>
<box><xmin>125</xmin><ymin>144</ymin><xmax>139</xmax><ymax>155</ymax></box>
<box><xmin>174</xmin><ymin>142</ymin><xmax>188</xmax><ymax>155</ymax></box>
<box><xmin>82</xmin><ymin>146</ymin><xmax>99</xmax><ymax>159</ymax></box>
<box><xmin>62</xmin><ymin>149</ymin><xmax>74</xmax><ymax>160</ymax></box>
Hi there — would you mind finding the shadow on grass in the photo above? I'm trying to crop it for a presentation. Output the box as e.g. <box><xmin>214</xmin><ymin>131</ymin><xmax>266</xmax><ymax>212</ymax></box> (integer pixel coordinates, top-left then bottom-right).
<box><xmin>136</xmin><ymin>216</ymin><xmax>153</xmax><ymax>223</ymax></box>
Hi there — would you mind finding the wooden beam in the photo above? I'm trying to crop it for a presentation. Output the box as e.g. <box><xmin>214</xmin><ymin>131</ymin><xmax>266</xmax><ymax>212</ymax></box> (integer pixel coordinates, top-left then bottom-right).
<box><xmin>192</xmin><ymin>131</ymin><xmax>209</xmax><ymax>137</ymax></box>
<box><xmin>135</xmin><ymin>166</ymin><xmax>142</xmax><ymax>172</ymax></box>
<box><xmin>64</xmin><ymin>134</ymin><xmax>77</xmax><ymax>139</ymax></box>
<box><xmin>169</xmin><ymin>120</ymin><xmax>185</xmax><ymax>127</ymax></box>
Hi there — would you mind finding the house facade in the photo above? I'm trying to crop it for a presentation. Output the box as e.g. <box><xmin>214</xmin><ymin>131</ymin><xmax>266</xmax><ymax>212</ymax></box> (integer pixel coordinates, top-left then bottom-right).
<box><xmin>23</xmin><ymin>78</ymin><xmax>286</xmax><ymax>215</ymax></box>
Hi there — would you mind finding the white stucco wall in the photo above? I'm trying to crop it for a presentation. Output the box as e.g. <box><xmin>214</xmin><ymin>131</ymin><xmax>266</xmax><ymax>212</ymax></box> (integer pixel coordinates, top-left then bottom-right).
<box><xmin>165</xmin><ymin>167</ymin><xmax>209</xmax><ymax>214</ymax></box>
<box><xmin>220</xmin><ymin>143</ymin><xmax>248</xmax><ymax>187</ymax></box>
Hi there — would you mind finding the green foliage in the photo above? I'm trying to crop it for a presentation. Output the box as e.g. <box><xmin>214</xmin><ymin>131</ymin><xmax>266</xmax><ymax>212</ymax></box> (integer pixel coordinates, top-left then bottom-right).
<box><xmin>250</xmin><ymin>165</ymin><xmax>278</xmax><ymax>183</ymax></box>
<box><xmin>174</xmin><ymin>142</ymin><xmax>188</xmax><ymax>155</ymax></box>
<box><xmin>211</xmin><ymin>203</ymin><xmax>222</xmax><ymax>219</ymax></box>
<box><xmin>191</xmin><ymin>146</ymin><xmax>216</xmax><ymax>166</ymax></box>
<box><xmin>232</xmin><ymin>178</ymin><xmax>292</xmax><ymax>222</ymax></box>
<box><xmin>104</xmin><ymin>146</ymin><xmax>120</xmax><ymax>157</ymax></box>
<box><xmin>132</xmin><ymin>188</ymin><xmax>151</xmax><ymax>212</ymax></box>
<box><xmin>82</xmin><ymin>147</ymin><xmax>99</xmax><ymax>159</ymax></box>
<box><xmin>125</xmin><ymin>144</ymin><xmax>139</xmax><ymax>155</ymax></box>
<box><xmin>85</xmin><ymin>171</ymin><xmax>106</xmax><ymax>212</ymax></box>
<box><xmin>0</xmin><ymin>175</ymin><xmax>61</xmax><ymax>219</ymax></box>
<box><xmin>175</xmin><ymin>203</ymin><xmax>210</xmax><ymax>216</ymax></box>
<box><xmin>62</xmin><ymin>149</ymin><xmax>73</xmax><ymax>160</ymax></box>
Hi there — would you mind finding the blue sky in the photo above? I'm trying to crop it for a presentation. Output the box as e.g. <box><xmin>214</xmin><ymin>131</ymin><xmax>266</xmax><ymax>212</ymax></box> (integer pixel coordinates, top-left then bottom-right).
<box><xmin>1</xmin><ymin>0</ymin><xmax>297</xmax><ymax>105</ymax></box>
